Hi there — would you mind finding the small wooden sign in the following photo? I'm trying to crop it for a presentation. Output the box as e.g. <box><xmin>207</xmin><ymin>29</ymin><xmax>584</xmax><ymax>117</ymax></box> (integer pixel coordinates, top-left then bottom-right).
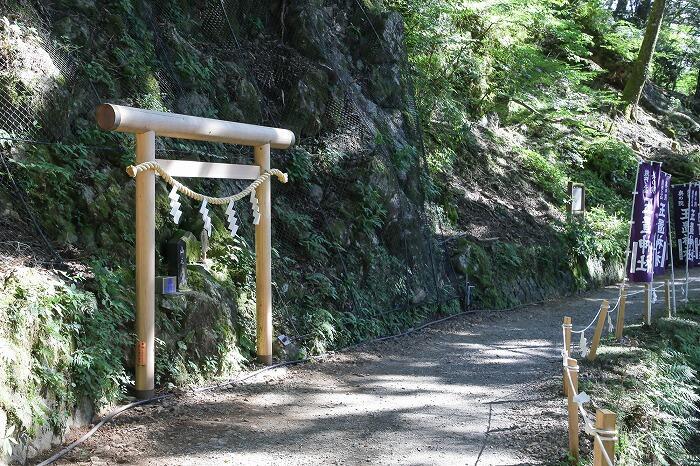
<box><xmin>568</xmin><ymin>182</ymin><xmax>586</xmax><ymax>217</ymax></box>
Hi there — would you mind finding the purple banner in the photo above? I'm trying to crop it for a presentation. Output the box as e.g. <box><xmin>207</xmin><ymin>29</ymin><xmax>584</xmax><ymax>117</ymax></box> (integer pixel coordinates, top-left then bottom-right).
<box><xmin>627</xmin><ymin>162</ymin><xmax>661</xmax><ymax>282</ymax></box>
<box><xmin>692</xmin><ymin>184</ymin><xmax>700</xmax><ymax>266</ymax></box>
<box><xmin>653</xmin><ymin>171</ymin><xmax>671</xmax><ymax>275</ymax></box>
<box><xmin>673</xmin><ymin>183</ymin><xmax>698</xmax><ymax>268</ymax></box>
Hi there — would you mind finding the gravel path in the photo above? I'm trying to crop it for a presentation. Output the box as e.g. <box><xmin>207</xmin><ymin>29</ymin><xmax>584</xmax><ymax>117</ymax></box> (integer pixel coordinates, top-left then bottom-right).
<box><xmin>39</xmin><ymin>276</ymin><xmax>697</xmax><ymax>466</ymax></box>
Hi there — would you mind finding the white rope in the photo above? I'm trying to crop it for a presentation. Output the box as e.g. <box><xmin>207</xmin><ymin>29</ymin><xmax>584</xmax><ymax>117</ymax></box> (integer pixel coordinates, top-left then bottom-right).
<box><xmin>571</xmin><ymin>299</ymin><xmax>617</xmax><ymax>335</ymax></box>
<box><xmin>570</xmin><ymin>281</ymin><xmax>667</xmax><ymax>336</ymax></box>
<box><xmin>126</xmin><ymin>161</ymin><xmax>288</xmax><ymax>205</ymax></box>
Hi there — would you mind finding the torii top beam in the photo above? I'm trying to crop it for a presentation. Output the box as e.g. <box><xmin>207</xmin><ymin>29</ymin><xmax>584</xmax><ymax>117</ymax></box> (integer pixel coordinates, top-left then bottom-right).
<box><xmin>96</xmin><ymin>104</ymin><xmax>295</xmax><ymax>150</ymax></box>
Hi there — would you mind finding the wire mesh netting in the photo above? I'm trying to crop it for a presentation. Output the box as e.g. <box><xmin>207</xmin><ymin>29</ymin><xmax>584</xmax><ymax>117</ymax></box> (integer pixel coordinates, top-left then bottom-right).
<box><xmin>0</xmin><ymin>0</ymin><xmax>462</xmax><ymax>340</ymax></box>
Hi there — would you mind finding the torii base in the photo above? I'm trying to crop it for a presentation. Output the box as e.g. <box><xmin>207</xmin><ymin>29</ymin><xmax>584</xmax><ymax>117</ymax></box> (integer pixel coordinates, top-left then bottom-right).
<box><xmin>135</xmin><ymin>389</ymin><xmax>155</xmax><ymax>400</ymax></box>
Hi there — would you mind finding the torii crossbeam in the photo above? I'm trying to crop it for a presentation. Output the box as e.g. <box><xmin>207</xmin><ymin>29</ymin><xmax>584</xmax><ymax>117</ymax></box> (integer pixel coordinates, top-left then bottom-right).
<box><xmin>97</xmin><ymin>104</ymin><xmax>295</xmax><ymax>399</ymax></box>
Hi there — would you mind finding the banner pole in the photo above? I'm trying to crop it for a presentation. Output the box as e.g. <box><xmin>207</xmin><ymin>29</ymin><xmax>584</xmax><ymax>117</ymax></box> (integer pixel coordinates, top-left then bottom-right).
<box><xmin>686</xmin><ymin>184</ymin><xmax>691</xmax><ymax>303</ymax></box>
<box><xmin>623</xmin><ymin>162</ymin><xmax>642</xmax><ymax>301</ymax></box>
<box><xmin>668</xmin><ymin>197</ymin><xmax>676</xmax><ymax>314</ymax></box>
<box><xmin>648</xmin><ymin>162</ymin><xmax>664</xmax><ymax>324</ymax></box>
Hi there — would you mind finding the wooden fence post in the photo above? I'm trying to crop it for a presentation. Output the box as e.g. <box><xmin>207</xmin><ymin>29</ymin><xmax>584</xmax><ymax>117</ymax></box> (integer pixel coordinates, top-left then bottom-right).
<box><xmin>664</xmin><ymin>279</ymin><xmax>671</xmax><ymax>318</ymax></box>
<box><xmin>566</xmin><ymin>357</ymin><xmax>579</xmax><ymax>460</ymax></box>
<box><xmin>563</xmin><ymin>316</ymin><xmax>572</xmax><ymax>395</ymax></box>
<box><xmin>588</xmin><ymin>300</ymin><xmax>609</xmax><ymax>361</ymax></box>
<box><xmin>593</xmin><ymin>409</ymin><xmax>617</xmax><ymax>466</ymax></box>
<box><xmin>615</xmin><ymin>285</ymin><xmax>626</xmax><ymax>340</ymax></box>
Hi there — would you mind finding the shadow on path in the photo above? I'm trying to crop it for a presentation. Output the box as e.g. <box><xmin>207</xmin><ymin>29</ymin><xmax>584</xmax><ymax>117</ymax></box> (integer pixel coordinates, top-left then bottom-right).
<box><xmin>41</xmin><ymin>274</ymin><xmax>700</xmax><ymax>466</ymax></box>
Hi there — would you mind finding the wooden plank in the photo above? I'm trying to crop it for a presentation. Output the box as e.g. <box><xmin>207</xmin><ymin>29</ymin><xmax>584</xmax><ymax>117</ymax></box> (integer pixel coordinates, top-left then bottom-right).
<box><xmin>135</xmin><ymin>131</ymin><xmax>156</xmax><ymax>400</ymax></box>
<box><xmin>97</xmin><ymin>103</ymin><xmax>295</xmax><ymax>149</ymax></box>
<box><xmin>567</xmin><ymin>358</ymin><xmax>579</xmax><ymax>460</ymax></box>
<box><xmin>155</xmin><ymin>159</ymin><xmax>261</xmax><ymax>180</ymax></box>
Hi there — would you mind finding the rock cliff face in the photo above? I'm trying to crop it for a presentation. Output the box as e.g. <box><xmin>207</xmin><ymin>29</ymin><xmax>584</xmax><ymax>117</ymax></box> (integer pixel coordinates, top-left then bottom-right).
<box><xmin>0</xmin><ymin>1</ymin><xmax>459</xmax><ymax>461</ymax></box>
<box><xmin>0</xmin><ymin>0</ymin><xmax>611</xmax><ymax>461</ymax></box>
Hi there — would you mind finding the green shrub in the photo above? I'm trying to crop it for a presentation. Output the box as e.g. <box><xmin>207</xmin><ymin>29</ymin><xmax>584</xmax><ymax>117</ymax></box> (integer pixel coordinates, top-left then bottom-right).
<box><xmin>520</xmin><ymin>148</ymin><xmax>568</xmax><ymax>202</ymax></box>
<box><xmin>565</xmin><ymin>206</ymin><xmax>627</xmax><ymax>263</ymax></box>
<box><xmin>583</xmin><ymin>138</ymin><xmax>638</xmax><ymax>195</ymax></box>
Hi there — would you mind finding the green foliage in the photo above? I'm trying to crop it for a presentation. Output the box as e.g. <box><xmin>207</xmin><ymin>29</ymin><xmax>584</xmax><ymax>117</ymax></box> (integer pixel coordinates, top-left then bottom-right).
<box><xmin>565</xmin><ymin>207</ymin><xmax>627</xmax><ymax>262</ymax></box>
<box><xmin>391</xmin><ymin>145</ymin><xmax>418</xmax><ymax>172</ymax></box>
<box><xmin>72</xmin><ymin>262</ymin><xmax>134</xmax><ymax>403</ymax></box>
<box><xmin>583</xmin><ymin>138</ymin><xmax>638</xmax><ymax>192</ymax></box>
<box><xmin>174</xmin><ymin>52</ymin><xmax>216</xmax><ymax>93</ymax></box>
<box><xmin>519</xmin><ymin>149</ymin><xmax>568</xmax><ymax>202</ymax></box>
<box><xmin>658</xmin><ymin>150</ymin><xmax>700</xmax><ymax>184</ymax></box>
<box><xmin>653</xmin><ymin>25</ymin><xmax>700</xmax><ymax>93</ymax></box>
<box><xmin>0</xmin><ymin>261</ymin><xmax>133</xmax><ymax>443</ymax></box>
<box><xmin>676</xmin><ymin>67</ymin><xmax>698</xmax><ymax>96</ymax></box>
<box><xmin>390</xmin><ymin>0</ymin><xmax>645</xmax><ymax>310</ymax></box>
<box><xmin>286</xmin><ymin>148</ymin><xmax>314</xmax><ymax>185</ymax></box>
<box><xmin>583</xmin><ymin>305</ymin><xmax>700</xmax><ymax>465</ymax></box>
<box><xmin>355</xmin><ymin>181</ymin><xmax>388</xmax><ymax>237</ymax></box>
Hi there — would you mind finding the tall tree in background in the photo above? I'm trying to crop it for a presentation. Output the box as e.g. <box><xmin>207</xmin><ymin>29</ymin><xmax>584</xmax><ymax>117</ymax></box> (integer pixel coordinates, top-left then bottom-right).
<box><xmin>695</xmin><ymin>67</ymin><xmax>700</xmax><ymax>101</ymax></box>
<box><xmin>614</xmin><ymin>0</ymin><xmax>628</xmax><ymax>17</ymax></box>
<box><xmin>635</xmin><ymin>0</ymin><xmax>652</xmax><ymax>22</ymax></box>
<box><xmin>622</xmin><ymin>0</ymin><xmax>666</xmax><ymax>119</ymax></box>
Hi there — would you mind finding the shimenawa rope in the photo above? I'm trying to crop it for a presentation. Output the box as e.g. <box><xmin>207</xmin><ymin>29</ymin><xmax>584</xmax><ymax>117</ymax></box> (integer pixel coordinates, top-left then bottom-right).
<box><xmin>125</xmin><ymin>161</ymin><xmax>288</xmax><ymax>205</ymax></box>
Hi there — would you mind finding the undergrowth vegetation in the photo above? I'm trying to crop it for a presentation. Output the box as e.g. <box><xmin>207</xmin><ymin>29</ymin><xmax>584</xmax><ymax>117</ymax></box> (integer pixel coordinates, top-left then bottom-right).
<box><xmin>389</xmin><ymin>0</ymin><xmax>673</xmax><ymax>293</ymax></box>
<box><xmin>0</xmin><ymin>0</ymin><xmax>699</xmax><ymax>458</ymax></box>
<box><xmin>0</xmin><ymin>265</ymin><xmax>132</xmax><ymax>445</ymax></box>
<box><xmin>581</xmin><ymin>303</ymin><xmax>700</xmax><ymax>465</ymax></box>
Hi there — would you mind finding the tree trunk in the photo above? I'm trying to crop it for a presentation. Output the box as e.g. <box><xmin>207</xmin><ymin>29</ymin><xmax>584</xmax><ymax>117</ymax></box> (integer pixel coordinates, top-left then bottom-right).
<box><xmin>615</xmin><ymin>0</ymin><xmax>629</xmax><ymax>17</ymax></box>
<box><xmin>622</xmin><ymin>0</ymin><xmax>666</xmax><ymax>119</ymax></box>
<box><xmin>695</xmin><ymin>67</ymin><xmax>700</xmax><ymax>101</ymax></box>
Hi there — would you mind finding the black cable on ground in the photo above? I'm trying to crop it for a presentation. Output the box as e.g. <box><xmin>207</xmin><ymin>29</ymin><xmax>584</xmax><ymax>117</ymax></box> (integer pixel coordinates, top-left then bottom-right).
<box><xmin>36</xmin><ymin>298</ymin><xmax>547</xmax><ymax>465</ymax></box>
<box><xmin>35</xmin><ymin>395</ymin><xmax>170</xmax><ymax>466</ymax></box>
<box><xmin>39</xmin><ymin>278</ymin><xmax>700</xmax><ymax>464</ymax></box>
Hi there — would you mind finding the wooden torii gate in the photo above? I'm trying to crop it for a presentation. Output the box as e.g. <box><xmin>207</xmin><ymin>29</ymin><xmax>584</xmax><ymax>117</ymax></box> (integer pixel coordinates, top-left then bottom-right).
<box><xmin>96</xmin><ymin>104</ymin><xmax>295</xmax><ymax>399</ymax></box>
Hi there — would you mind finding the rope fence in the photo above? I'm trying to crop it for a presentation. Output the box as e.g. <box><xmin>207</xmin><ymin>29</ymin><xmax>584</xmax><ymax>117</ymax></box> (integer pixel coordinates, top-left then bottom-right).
<box><xmin>562</xmin><ymin>312</ymin><xmax>617</xmax><ymax>465</ymax></box>
<box><xmin>557</xmin><ymin>276</ymin><xmax>699</xmax><ymax>465</ymax></box>
<box><xmin>567</xmin><ymin>281</ymin><xmax>673</xmax><ymax>359</ymax></box>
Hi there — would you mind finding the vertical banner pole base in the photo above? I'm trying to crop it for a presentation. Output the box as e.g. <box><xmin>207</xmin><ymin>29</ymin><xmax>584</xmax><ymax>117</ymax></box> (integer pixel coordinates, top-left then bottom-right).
<box><xmin>643</xmin><ymin>283</ymin><xmax>651</xmax><ymax>326</ymax></box>
<box><xmin>563</xmin><ymin>316</ymin><xmax>572</xmax><ymax>396</ymax></box>
<box><xmin>615</xmin><ymin>283</ymin><xmax>627</xmax><ymax>340</ymax></box>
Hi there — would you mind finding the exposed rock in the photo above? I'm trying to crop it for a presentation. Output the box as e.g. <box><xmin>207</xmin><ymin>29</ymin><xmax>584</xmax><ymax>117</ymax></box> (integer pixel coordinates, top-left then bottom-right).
<box><xmin>285</xmin><ymin>68</ymin><xmax>329</xmax><ymax>136</ymax></box>
<box><xmin>235</xmin><ymin>79</ymin><xmax>262</xmax><ymax>124</ymax></box>
<box><xmin>286</xmin><ymin>3</ymin><xmax>331</xmax><ymax>61</ymax></box>
<box><xmin>411</xmin><ymin>287</ymin><xmax>426</xmax><ymax>304</ymax></box>
<box><xmin>451</xmin><ymin>254</ymin><xmax>469</xmax><ymax>275</ymax></box>
<box><xmin>176</xmin><ymin>93</ymin><xmax>217</xmax><ymax>118</ymax></box>
<box><xmin>369</xmin><ymin>64</ymin><xmax>402</xmax><ymax>108</ymax></box>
